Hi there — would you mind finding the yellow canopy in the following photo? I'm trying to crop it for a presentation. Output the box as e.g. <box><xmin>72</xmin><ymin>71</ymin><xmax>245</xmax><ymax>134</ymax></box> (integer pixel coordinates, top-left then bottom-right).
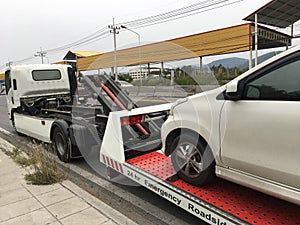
<box><xmin>63</xmin><ymin>50</ymin><xmax>103</xmax><ymax>60</ymax></box>
<box><xmin>78</xmin><ymin>23</ymin><xmax>291</xmax><ymax>71</ymax></box>
<box><xmin>0</xmin><ymin>71</ymin><xmax>4</xmax><ymax>81</ymax></box>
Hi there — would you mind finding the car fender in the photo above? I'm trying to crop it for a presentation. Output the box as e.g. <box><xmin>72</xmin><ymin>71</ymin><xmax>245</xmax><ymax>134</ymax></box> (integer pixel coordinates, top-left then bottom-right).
<box><xmin>161</xmin><ymin>89</ymin><xmax>225</xmax><ymax>163</ymax></box>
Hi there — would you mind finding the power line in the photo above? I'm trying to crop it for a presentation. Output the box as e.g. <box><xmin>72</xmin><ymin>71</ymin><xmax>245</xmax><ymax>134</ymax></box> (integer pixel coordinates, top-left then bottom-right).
<box><xmin>127</xmin><ymin>0</ymin><xmax>244</xmax><ymax>30</ymax></box>
<box><xmin>46</xmin><ymin>27</ymin><xmax>108</xmax><ymax>53</ymax></box>
<box><xmin>1</xmin><ymin>0</ymin><xmax>245</xmax><ymax>68</ymax></box>
<box><xmin>42</xmin><ymin>0</ymin><xmax>237</xmax><ymax>53</ymax></box>
<box><xmin>118</xmin><ymin>0</ymin><xmax>231</xmax><ymax>28</ymax></box>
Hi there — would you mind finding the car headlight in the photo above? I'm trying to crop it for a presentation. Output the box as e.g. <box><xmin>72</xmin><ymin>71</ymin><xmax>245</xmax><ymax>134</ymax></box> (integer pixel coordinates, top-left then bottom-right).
<box><xmin>170</xmin><ymin>98</ymin><xmax>188</xmax><ymax>115</ymax></box>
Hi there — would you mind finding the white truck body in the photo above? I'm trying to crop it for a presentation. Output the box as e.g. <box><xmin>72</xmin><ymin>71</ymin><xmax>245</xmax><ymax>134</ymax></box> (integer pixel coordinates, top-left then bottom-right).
<box><xmin>14</xmin><ymin>113</ymin><xmax>55</xmax><ymax>142</ymax></box>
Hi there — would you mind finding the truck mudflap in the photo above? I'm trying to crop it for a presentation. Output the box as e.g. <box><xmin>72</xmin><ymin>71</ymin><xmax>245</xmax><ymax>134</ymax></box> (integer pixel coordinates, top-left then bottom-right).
<box><xmin>102</xmin><ymin>151</ymin><xmax>300</xmax><ymax>225</ymax></box>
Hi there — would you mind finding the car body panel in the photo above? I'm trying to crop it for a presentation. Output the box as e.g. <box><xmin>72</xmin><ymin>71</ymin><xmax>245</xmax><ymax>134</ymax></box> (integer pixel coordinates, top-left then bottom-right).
<box><xmin>220</xmin><ymin>100</ymin><xmax>300</xmax><ymax>189</ymax></box>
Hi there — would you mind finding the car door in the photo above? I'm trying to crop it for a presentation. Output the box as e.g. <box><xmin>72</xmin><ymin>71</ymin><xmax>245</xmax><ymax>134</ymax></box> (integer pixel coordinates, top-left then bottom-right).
<box><xmin>220</xmin><ymin>53</ymin><xmax>300</xmax><ymax>189</ymax></box>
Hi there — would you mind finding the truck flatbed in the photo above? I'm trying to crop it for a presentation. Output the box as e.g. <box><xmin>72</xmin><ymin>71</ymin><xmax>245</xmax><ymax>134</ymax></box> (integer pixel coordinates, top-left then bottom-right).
<box><xmin>102</xmin><ymin>151</ymin><xmax>300</xmax><ymax>225</ymax></box>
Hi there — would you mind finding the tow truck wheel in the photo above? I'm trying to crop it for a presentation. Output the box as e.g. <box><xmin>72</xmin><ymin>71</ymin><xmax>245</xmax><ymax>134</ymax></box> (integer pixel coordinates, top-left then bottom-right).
<box><xmin>170</xmin><ymin>134</ymin><xmax>215</xmax><ymax>186</ymax></box>
<box><xmin>53</xmin><ymin>126</ymin><xmax>70</xmax><ymax>163</ymax></box>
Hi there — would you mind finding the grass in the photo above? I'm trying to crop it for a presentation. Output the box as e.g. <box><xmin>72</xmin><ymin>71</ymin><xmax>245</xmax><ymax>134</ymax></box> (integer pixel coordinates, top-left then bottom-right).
<box><xmin>0</xmin><ymin>143</ymin><xmax>65</xmax><ymax>185</ymax></box>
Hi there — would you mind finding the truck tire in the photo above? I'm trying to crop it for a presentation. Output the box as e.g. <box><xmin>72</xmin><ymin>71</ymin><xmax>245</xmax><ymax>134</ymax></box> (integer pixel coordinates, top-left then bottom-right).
<box><xmin>170</xmin><ymin>133</ymin><xmax>215</xmax><ymax>186</ymax></box>
<box><xmin>53</xmin><ymin>126</ymin><xmax>70</xmax><ymax>163</ymax></box>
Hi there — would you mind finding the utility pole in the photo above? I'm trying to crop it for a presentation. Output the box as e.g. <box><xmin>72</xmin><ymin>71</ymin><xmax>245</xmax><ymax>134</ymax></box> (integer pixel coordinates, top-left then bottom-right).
<box><xmin>108</xmin><ymin>18</ymin><xmax>120</xmax><ymax>81</ymax></box>
<box><xmin>35</xmin><ymin>47</ymin><xmax>47</xmax><ymax>64</ymax></box>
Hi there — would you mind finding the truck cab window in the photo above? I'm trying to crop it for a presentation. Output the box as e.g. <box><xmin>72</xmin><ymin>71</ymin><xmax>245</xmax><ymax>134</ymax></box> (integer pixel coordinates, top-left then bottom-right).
<box><xmin>32</xmin><ymin>70</ymin><xmax>61</xmax><ymax>81</ymax></box>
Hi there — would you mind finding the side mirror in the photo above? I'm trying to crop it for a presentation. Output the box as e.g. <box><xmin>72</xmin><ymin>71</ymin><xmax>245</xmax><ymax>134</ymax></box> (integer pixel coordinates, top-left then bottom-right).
<box><xmin>225</xmin><ymin>81</ymin><xmax>241</xmax><ymax>100</ymax></box>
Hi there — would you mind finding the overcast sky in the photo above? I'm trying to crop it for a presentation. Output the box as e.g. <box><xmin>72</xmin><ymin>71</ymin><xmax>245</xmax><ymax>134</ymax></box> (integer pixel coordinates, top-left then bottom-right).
<box><xmin>1</xmin><ymin>0</ymin><xmax>298</xmax><ymax>70</ymax></box>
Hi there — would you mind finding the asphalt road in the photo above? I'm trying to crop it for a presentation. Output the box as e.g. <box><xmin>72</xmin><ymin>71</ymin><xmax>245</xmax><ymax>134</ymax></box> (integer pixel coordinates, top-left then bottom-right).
<box><xmin>0</xmin><ymin>94</ymin><xmax>207</xmax><ymax>225</ymax></box>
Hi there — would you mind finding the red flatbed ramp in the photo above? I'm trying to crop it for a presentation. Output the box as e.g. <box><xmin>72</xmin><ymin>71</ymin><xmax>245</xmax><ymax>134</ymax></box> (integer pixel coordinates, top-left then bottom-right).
<box><xmin>126</xmin><ymin>152</ymin><xmax>300</xmax><ymax>225</ymax></box>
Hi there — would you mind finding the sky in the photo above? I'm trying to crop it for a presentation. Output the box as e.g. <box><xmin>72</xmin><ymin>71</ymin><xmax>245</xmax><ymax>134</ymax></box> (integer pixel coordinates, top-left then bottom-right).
<box><xmin>1</xmin><ymin>0</ymin><xmax>299</xmax><ymax>70</ymax></box>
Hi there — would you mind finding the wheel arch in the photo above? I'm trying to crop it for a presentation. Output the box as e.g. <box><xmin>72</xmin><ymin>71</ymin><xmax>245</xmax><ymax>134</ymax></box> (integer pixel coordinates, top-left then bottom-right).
<box><xmin>164</xmin><ymin>128</ymin><xmax>209</xmax><ymax>156</ymax></box>
<box><xmin>50</xmin><ymin>120</ymin><xmax>69</xmax><ymax>142</ymax></box>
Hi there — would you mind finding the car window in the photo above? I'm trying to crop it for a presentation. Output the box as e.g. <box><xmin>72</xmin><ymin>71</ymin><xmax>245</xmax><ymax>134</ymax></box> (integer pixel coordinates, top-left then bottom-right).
<box><xmin>244</xmin><ymin>59</ymin><xmax>300</xmax><ymax>101</ymax></box>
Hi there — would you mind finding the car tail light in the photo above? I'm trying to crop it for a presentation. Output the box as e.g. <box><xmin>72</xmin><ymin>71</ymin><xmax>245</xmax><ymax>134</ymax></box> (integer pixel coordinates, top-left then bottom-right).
<box><xmin>121</xmin><ymin>115</ymin><xmax>146</xmax><ymax>126</ymax></box>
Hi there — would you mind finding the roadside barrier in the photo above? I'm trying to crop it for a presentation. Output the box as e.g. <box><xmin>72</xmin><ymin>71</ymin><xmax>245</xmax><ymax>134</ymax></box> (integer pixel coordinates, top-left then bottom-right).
<box><xmin>125</xmin><ymin>85</ymin><xmax>218</xmax><ymax>98</ymax></box>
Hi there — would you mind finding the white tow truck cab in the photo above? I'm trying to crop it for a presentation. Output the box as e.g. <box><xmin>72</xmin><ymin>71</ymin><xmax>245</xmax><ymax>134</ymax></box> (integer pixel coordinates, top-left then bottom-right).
<box><xmin>4</xmin><ymin>64</ymin><xmax>77</xmax><ymax>144</ymax></box>
<box><xmin>5</xmin><ymin>64</ymin><xmax>75</xmax><ymax>121</ymax></box>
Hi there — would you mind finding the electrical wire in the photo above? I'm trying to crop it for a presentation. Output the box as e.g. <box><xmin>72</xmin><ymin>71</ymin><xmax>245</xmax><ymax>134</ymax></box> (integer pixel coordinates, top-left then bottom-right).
<box><xmin>119</xmin><ymin>0</ymin><xmax>226</xmax><ymax>27</ymax></box>
<box><xmin>1</xmin><ymin>0</ymin><xmax>245</xmax><ymax>68</ymax></box>
<box><xmin>118</xmin><ymin>0</ymin><xmax>241</xmax><ymax>29</ymax></box>
<box><xmin>129</xmin><ymin>1</ymin><xmax>243</xmax><ymax>30</ymax></box>
<box><xmin>47</xmin><ymin>0</ymin><xmax>239</xmax><ymax>52</ymax></box>
<box><xmin>46</xmin><ymin>27</ymin><xmax>109</xmax><ymax>53</ymax></box>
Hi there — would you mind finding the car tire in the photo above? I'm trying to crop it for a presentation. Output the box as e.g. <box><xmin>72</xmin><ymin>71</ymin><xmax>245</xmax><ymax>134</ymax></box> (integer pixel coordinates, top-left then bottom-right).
<box><xmin>53</xmin><ymin>126</ymin><xmax>70</xmax><ymax>163</ymax></box>
<box><xmin>170</xmin><ymin>133</ymin><xmax>215</xmax><ymax>186</ymax></box>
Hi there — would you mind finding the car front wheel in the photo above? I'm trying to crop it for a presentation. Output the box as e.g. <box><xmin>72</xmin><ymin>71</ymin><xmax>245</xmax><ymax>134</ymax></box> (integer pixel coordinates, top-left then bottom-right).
<box><xmin>170</xmin><ymin>133</ymin><xmax>215</xmax><ymax>186</ymax></box>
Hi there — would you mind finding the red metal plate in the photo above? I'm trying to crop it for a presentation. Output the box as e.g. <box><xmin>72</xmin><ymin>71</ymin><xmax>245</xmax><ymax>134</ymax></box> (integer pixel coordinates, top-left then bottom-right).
<box><xmin>126</xmin><ymin>152</ymin><xmax>300</xmax><ymax>225</ymax></box>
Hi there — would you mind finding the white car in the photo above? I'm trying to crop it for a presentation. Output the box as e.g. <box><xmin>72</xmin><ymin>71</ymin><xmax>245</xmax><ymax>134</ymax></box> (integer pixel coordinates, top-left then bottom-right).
<box><xmin>161</xmin><ymin>45</ymin><xmax>300</xmax><ymax>205</ymax></box>
<box><xmin>116</xmin><ymin>80</ymin><xmax>134</xmax><ymax>87</ymax></box>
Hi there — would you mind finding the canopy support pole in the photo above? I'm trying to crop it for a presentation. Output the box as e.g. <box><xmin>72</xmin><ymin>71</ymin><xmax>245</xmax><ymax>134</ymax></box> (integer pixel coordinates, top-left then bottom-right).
<box><xmin>161</xmin><ymin>62</ymin><xmax>164</xmax><ymax>77</ymax></box>
<box><xmin>199</xmin><ymin>56</ymin><xmax>203</xmax><ymax>75</ymax></box>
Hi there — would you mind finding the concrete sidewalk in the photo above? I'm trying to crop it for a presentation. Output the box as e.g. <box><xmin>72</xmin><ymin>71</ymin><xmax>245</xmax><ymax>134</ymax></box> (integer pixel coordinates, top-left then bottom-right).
<box><xmin>0</xmin><ymin>138</ymin><xmax>137</xmax><ymax>225</ymax></box>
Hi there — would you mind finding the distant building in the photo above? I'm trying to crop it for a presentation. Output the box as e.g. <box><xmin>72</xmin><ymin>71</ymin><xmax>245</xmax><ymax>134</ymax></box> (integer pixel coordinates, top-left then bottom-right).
<box><xmin>129</xmin><ymin>67</ymin><xmax>167</xmax><ymax>80</ymax></box>
<box><xmin>129</xmin><ymin>67</ymin><xmax>148</xmax><ymax>80</ymax></box>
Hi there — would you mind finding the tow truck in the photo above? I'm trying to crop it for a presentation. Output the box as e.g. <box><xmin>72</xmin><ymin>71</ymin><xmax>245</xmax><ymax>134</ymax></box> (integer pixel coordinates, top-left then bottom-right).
<box><xmin>4</xmin><ymin>64</ymin><xmax>299</xmax><ymax>225</ymax></box>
